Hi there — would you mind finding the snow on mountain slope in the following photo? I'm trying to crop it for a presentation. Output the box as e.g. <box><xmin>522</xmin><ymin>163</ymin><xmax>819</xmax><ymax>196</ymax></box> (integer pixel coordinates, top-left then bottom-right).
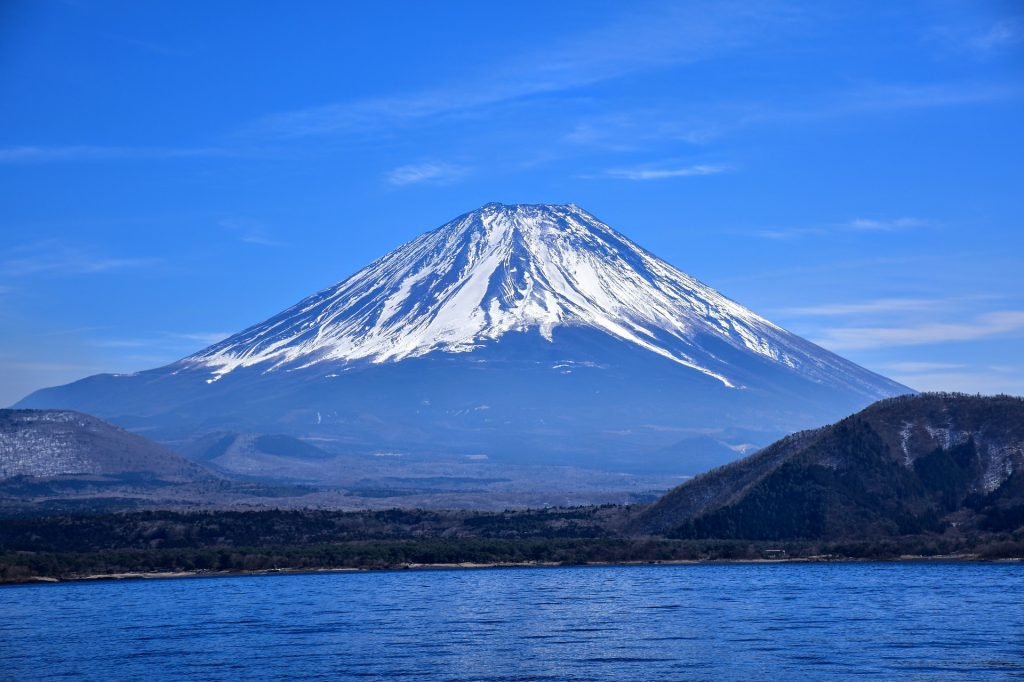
<box><xmin>16</xmin><ymin>203</ymin><xmax>911</xmax><ymax>477</ymax></box>
<box><xmin>0</xmin><ymin>409</ymin><xmax>210</xmax><ymax>481</ymax></box>
<box><xmin>185</xmin><ymin>203</ymin><xmax>886</xmax><ymax>395</ymax></box>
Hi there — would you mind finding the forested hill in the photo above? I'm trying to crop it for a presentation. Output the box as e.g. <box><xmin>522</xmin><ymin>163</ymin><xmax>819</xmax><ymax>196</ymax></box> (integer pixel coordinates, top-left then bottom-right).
<box><xmin>638</xmin><ymin>393</ymin><xmax>1024</xmax><ymax>540</ymax></box>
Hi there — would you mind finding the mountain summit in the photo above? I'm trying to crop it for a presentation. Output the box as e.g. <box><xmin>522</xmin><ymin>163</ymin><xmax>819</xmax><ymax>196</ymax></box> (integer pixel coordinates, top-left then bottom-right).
<box><xmin>190</xmin><ymin>203</ymin><xmax>892</xmax><ymax>393</ymax></box>
<box><xmin>18</xmin><ymin>203</ymin><xmax>911</xmax><ymax>475</ymax></box>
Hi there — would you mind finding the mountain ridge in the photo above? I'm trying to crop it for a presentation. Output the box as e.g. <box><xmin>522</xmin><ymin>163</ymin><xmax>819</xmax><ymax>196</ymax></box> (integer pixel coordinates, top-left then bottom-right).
<box><xmin>637</xmin><ymin>393</ymin><xmax>1024</xmax><ymax>538</ymax></box>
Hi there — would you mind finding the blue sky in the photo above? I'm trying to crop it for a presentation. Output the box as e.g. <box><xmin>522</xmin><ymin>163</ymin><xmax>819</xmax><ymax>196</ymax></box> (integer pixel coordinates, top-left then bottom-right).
<box><xmin>1</xmin><ymin>0</ymin><xmax>1022</xmax><ymax>406</ymax></box>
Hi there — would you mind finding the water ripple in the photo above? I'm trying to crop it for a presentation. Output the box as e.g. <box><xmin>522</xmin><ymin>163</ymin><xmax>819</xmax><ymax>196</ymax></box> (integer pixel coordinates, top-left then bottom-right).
<box><xmin>1</xmin><ymin>563</ymin><xmax>1023</xmax><ymax>680</ymax></box>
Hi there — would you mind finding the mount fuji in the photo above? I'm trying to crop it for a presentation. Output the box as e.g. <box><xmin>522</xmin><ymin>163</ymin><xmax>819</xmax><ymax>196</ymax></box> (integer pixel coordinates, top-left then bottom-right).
<box><xmin>17</xmin><ymin>203</ymin><xmax>911</xmax><ymax>475</ymax></box>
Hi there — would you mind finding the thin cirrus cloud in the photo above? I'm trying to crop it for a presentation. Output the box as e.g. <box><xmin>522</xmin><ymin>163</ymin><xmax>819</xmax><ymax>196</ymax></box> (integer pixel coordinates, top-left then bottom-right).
<box><xmin>847</xmin><ymin>217</ymin><xmax>928</xmax><ymax>231</ymax></box>
<box><xmin>817</xmin><ymin>81</ymin><xmax>1020</xmax><ymax>117</ymax></box>
<box><xmin>885</xmin><ymin>366</ymin><xmax>1024</xmax><ymax>396</ymax></box>
<box><xmin>880</xmin><ymin>361</ymin><xmax>966</xmax><ymax>373</ymax></box>
<box><xmin>777</xmin><ymin>294</ymin><xmax>1002</xmax><ymax>318</ymax></box>
<box><xmin>727</xmin><ymin>82</ymin><xmax>1023</xmax><ymax>133</ymax></box>
<box><xmin>563</xmin><ymin>110</ymin><xmax>724</xmax><ymax>149</ymax></box>
<box><xmin>0</xmin><ymin>145</ymin><xmax>229</xmax><ymax>164</ymax></box>
<box><xmin>969</xmin><ymin>19</ymin><xmax>1023</xmax><ymax>51</ymax></box>
<box><xmin>386</xmin><ymin>162</ymin><xmax>471</xmax><ymax>187</ymax></box>
<box><xmin>103</xmin><ymin>33</ymin><xmax>191</xmax><ymax>58</ymax></box>
<box><xmin>812</xmin><ymin>311</ymin><xmax>1024</xmax><ymax>351</ymax></box>
<box><xmin>218</xmin><ymin>218</ymin><xmax>285</xmax><ymax>247</ymax></box>
<box><xmin>753</xmin><ymin>217</ymin><xmax>930</xmax><ymax>240</ymax></box>
<box><xmin>89</xmin><ymin>332</ymin><xmax>230</xmax><ymax>351</ymax></box>
<box><xmin>597</xmin><ymin>164</ymin><xmax>730</xmax><ymax>181</ymax></box>
<box><xmin>780</xmin><ymin>297</ymin><xmax>945</xmax><ymax>317</ymax></box>
<box><xmin>926</xmin><ymin>18</ymin><xmax>1023</xmax><ymax>55</ymax></box>
<box><xmin>0</xmin><ymin>241</ymin><xmax>159</xmax><ymax>278</ymax></box>
<box><xmin>174</xmin><ymin>331</ymin><xmax>232</xmax><ymax>346</ymax></box>
<box><xmin>246</xmin><ymin>2</ymin><xmax>793</xmax><ymax>139</ymax></box>
<box><xmin>562</xmin><ymin>80</ymin><xmax>1021</xmax><ymax>157</ymax></box>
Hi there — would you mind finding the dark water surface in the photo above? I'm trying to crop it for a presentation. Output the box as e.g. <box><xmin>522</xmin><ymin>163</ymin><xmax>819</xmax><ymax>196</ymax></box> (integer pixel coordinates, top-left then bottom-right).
<box><xmin>2</xmin><ymin>563</ymin><xmax>1023</xmax><ymax>680</ymax></box>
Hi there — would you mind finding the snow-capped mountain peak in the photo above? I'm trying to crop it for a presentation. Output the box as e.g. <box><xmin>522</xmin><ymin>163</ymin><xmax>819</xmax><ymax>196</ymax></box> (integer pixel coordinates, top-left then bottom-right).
<box><xmin>17</xmin><ymin>202</ymin><xmax>911</xmax><ymax>472</ymax></box>
<box><xmin>184</xmin><ymin>203</ymin><xmax>886</xmax><ymax>396</ymax></box>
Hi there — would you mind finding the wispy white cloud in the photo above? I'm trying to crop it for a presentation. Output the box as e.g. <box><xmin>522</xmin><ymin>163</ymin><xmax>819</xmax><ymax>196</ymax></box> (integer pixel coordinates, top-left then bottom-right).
<box><xmin>880</xmin><ymin>361</ymin><xmax>966</xmax><ymax>373</ymax></box>
<box><xmin>0</xmin><ymin>145</ymin><xmax>229</xmax><ymax>164</ymax></box>
<box><xmin>813</xmin><ymin>311</ymin><xmax>1024</xmax><ymax>351</ymax></box>
<box><xmin>885</xmin><ymin>365</ymin><xmax>1024</xmax><ymax>397</ymax></box>
<box><xmin>89</xmin><ymin>331</ymin><xmax>230</xmax><ymax>351</ymax></box>
<box><xmin>779</xmin><ymin>296</ymin><xmax>1024</xmax><ymax>391</ymax></box>
<box><xmin>971</xmin><ymin>19</ymin><xmax>1024</xmax><ymax>51</ymax></box>
<box><xmin>564</xmin><ymin>78</ymin><xmax>1020</xmax><ymax>157</ymax></box>
<box><xmin>239</xmin><ymin>234</ymin><xmax>282</xmax><ymax>247</ymax></box>
<box><xmin>218</xmin><ymin>218</ymin><xmax>284</xmax><ymax>247</ymax></box>
<box><xmin>170</xmin><ymin>331</ymin><xmax>231</xmax><ymax>345</ymax></box>
<box><xmin>847</xmin><ymin>217</ymin><xmax>928</xmax><ymax>231</ymax></box>
<box><xmin>739</xmin><ymin>82</ymin><xmax>1021</xmax><ymax>131</ymax></box>
<box><xmin>247</xmin><ymin>2</ymin><xmax>795</xmax><ymax>139</ymax></box>
<box><xmin>0</xmin><ymin>241</ymin><xmax>159</xmax><ymax>277</ymax></box>
<box><xmin>3</xmin><ymin>361</ymin><xmax>110</xmax><ymax>373</ymax></box>
<box><xmin>778</xmin><ymin>294</ymin><xmax>1001</xmax><ymax>318</ymax></box>
<box><xmin>780</xmin><ymin>297</ymin><xmax>944</xmax><ymax>317</ymax></box>
<box><xmin>753</xmin><ymin>216</ymin><xmax>930</xmax><ymax>240</ymax></box>
<box><xmin>835</xmin><ymin>81</ymin><xmax>1020</xmax><ymax>114</ymax></box>
<box><xmin>386</xmin><ymin>162</ymin><xmax>471</xmax><ymax>187</ymax></box>
<box><xmin>753</xmin><ymin>227</ymin><xmax>828</xmax><ymax>240</ymax></box>
<box><xmin>926</xmin><ymin>18</ymin><xmax>1024</xmax><ymax>56</ymax></box>
<box><xmin>87</xmin><ymin>339</ymin><xmax>150</xmax><ymax>350</ymax></box>
<box><xmin>598</xmin><ymin>163</ymin><xmax>730</xmax><ymax>181</ymax></box>
<box><xmin>103</xmin><ymin>34</ymin><xmax>190</xmax><ymax>57</ymax></box>
<box><xmin>564</xmin><ymin>113</ymin><xmax>720</xmax><ymax>150</ymax></box>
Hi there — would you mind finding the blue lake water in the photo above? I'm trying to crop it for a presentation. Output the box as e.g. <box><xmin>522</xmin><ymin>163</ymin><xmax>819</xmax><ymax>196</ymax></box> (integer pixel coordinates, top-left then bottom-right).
<box><xmin>2</xmin><ymin>562</ymin><xmax>1023</xmax><ymax>680</ymax></box>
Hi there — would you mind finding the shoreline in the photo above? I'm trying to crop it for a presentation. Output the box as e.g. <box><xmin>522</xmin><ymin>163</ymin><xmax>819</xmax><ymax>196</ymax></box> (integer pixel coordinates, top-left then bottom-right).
<box><xmin>9</xmin><ymin>554</ymin><xmax>1019</xmax><ymax>586</ymax></box>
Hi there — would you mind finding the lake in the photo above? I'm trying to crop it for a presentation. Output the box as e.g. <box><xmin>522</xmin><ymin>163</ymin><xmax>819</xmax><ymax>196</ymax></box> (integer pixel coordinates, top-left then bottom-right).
<box><xmin>2</xmin><ymin>563</ymin><xmax>1023</xmax><ymax>680</ymax></box>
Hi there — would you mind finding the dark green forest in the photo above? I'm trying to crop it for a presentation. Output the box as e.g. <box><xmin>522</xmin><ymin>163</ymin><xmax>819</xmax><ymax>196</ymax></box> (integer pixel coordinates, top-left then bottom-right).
<box><xmin>2</xmin><ymin>506</ymin><xmax>1022</xmax><ymax>584</ymax></box>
